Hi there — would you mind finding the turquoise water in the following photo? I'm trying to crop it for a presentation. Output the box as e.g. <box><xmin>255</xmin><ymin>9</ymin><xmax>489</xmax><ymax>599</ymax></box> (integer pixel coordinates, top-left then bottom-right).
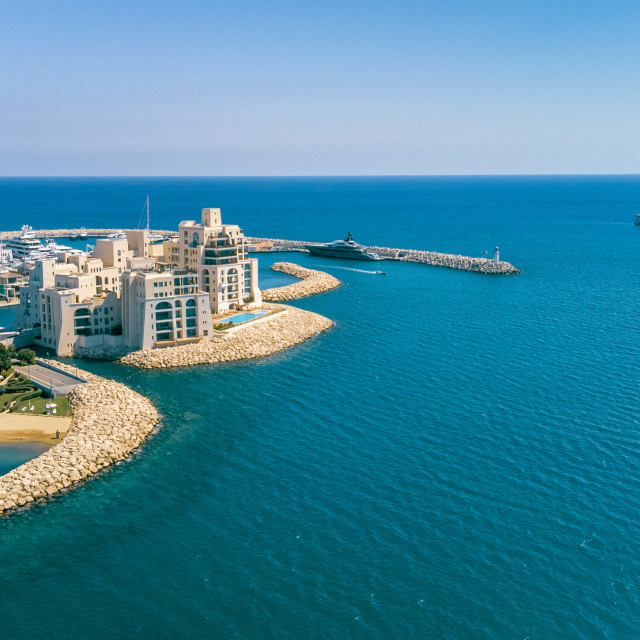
<box><xmin>1</xmin><ymin>177</ymin><xmax>640</xmax><ymax>638</ymax></box>
<box><xmin>0</xmin><ymin>305</ymin><xmax>16</xmax><ymax>329</ymax></box>
<box><xmin>225</xmin><ymin>310</ymin><xmax>270</xmax><ymax>324</ymax></box>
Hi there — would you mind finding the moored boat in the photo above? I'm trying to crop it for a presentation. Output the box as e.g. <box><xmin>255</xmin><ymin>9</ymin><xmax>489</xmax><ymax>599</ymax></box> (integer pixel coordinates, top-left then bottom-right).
<box><xmin>4</xmin><ymin>225</ymin><xmax>42</xmax><ymax>258</ymax></box>
<box><xmin>305</xmin><ymin>232</ymin><xmax>382</xmax><ymax>261</ymax></box>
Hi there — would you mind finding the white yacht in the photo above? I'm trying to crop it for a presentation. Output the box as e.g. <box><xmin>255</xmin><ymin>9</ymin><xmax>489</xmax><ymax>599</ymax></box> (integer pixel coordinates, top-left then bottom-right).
<box><xmin>42</xmin><ymin>239</ymin><xmax>74</xmax><ymax>254</ymax></box>
<box><xmin>5</xmin><ymin>225</ymin><xmax>42</xmax><ymax>258</ymax></box>
<box><xmin>70</xmin><ymin>227</ymin><xmax>87</xmax><ymax>239</ymax></box>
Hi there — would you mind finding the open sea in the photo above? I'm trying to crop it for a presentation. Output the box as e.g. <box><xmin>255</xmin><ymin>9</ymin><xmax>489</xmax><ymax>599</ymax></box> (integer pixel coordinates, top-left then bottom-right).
<box><xmin>1</xmin><ymin>176</ymin><xmax>640</xmax><ymax>639</ymax></box>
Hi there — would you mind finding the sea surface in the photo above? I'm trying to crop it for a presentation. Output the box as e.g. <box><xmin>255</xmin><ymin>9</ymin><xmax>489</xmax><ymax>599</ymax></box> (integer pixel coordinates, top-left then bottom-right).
<box><xmin>1</xmin><ymin>176</ymin><xmax>640</xmax><ymax>638</ymax></box>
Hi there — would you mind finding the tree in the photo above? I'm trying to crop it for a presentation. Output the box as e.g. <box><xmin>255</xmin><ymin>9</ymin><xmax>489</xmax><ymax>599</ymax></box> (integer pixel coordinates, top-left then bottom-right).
<box><xmin>0</xmin><ymin>344</ymin><xmax>11</xmax><ymax>372</ymax></box>
<box><xmin>16</xmin><ymin>349</ymin><xmax>36</xmax><ymax>365</ymax></box>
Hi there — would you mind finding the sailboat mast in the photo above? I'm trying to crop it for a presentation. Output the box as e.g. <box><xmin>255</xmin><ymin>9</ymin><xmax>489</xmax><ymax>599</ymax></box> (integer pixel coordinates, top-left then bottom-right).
<box><xmin>146</xmin><ymin>195</ymin><xmax>150</xmax><ymax>232</ymax></box>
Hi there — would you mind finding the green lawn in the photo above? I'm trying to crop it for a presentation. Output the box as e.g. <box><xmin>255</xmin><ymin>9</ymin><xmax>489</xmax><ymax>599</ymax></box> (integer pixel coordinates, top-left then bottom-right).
<box><xmin>0</xmin><ymin>373</ymin><xmax>72</xmax><ymax>415</ymax></box>
<box><xmin>10</xmin><ymin>395</ymin><xmax>71</xmax><ymax>416</ymax></box>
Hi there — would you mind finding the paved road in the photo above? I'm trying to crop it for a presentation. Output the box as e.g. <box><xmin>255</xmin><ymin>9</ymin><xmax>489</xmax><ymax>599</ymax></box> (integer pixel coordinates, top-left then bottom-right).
<box><xmin>14</xmin><ymin>364</ymin><xmax>86</xmax><ymax>394</ymax></box>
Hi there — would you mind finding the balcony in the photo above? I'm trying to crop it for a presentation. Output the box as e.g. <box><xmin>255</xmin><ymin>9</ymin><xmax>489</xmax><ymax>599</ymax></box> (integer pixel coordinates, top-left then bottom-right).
<box><xmin>203</xmin><ymin>257</ymin><xmax>238</xmax><ymax>266</ymax></box>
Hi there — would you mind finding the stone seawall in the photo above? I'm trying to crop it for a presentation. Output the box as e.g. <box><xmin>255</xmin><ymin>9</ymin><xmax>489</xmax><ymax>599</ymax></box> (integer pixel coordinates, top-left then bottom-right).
<box><xmin>247</xmin><ymin>237</ymin><xmax>520</xmax><ymax>274</ymax></box>
<box><xmin>261</xmin><ymin>262</ymin><xmax>341</xmax><ymax>301</ymax></box>
<box><xmin>120</xmin><ymin>303</ymin><xmax>333</xmax><ymax>369</ymax></box>
<box><xmin>379</xmin><ymin>248</ymin><xmax>520</xmax><ymax>274</ymax></box>
<box><xmin>0</xmin><ymin>362</ymin><xmax>159</xmax><ymax>514</ymax></box>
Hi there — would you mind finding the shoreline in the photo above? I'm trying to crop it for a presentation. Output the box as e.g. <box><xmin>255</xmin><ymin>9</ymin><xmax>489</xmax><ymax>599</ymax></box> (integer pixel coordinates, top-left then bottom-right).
<box><xmin>0</xmin><ymin>362</ymin><xmax>159</xmax><ymax>514</ymax></box>
<box><xmin>120</xmin><ymin>303</ymin><xmax>333</xmax><ymax>369</ymax></box>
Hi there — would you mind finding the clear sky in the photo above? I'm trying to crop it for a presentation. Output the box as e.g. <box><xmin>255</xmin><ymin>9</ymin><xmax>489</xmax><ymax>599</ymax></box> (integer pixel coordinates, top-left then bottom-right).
<box><xmin>2</xmin><ymin>0</ymin><xmax>639</xmax><ymax>176</ymax></box>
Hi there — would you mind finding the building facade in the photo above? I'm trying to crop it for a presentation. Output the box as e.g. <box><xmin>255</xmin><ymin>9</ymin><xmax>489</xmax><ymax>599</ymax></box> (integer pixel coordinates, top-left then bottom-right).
<box><xmin>178</xmin><ymin>208</ymin><xmax>262</xmax><ymax>314</ymax></box>
<box><xmin>13</xmin><ymin>209</ymin><xmax>257</xmax><ymax>356</ymax></box>
<box><xmin>121</xmin><ymin>268</ymin><xmax>213</xmax><ymax>350</ymax></box>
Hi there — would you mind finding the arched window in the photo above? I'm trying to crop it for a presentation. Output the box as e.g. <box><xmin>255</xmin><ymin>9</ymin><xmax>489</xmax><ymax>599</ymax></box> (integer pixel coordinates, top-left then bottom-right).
<box><xmin>174</xmin><ymin>300</ymin><xmax>182</xmax><ymax>308</ymax></box>
<box><xmin>186</xmin><ymin>299</ymin><xmax>196</xmax><ymax>306</ymax></box>
<box><xmin>156</xmin><ymin>301</ymin><xmax>172</xmax><ymax>310</ymax></box>
<box><xmin>74</xmin><ymin>308</ymin><xmax>91</xmax><ymax>317</ymax></box>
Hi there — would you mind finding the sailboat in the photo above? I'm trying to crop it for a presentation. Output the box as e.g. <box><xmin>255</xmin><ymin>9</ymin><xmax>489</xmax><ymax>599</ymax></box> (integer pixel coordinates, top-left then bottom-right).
<box><xmin>139</xmin><ymin>195</ymin><xmax>168</xmax><ymax>242</ymax></box>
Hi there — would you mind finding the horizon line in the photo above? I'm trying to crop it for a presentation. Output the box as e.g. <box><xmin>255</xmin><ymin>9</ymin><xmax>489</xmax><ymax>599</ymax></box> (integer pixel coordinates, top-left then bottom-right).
<box><xmin>1</xmin><ymin>173</ymin><xmax>640</xmax><ymax>179</ymax></box>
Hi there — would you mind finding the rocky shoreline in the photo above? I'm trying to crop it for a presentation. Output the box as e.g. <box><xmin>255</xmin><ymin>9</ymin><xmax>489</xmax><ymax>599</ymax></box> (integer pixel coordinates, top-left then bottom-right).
<box><xmin>120</xmin><ymin>303</ymin><xmax>333</xmax><ymax>369</ymax></box>
<box><xmin>0</xmin><ymin>362</ymin><xmax>159</xmax><ymax>514</ymax></box>
<box><xmin>261</xmin><ymin>262</ymin><xmax>341</xmax><ymax>300</ymax></box>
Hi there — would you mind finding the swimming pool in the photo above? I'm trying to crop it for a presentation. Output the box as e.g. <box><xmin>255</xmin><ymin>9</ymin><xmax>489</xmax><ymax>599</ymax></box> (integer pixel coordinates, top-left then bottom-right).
<box><xmin>224</xmin><ymin>310</ymin><xmax>269</xmax><ymax>324</ymax></box>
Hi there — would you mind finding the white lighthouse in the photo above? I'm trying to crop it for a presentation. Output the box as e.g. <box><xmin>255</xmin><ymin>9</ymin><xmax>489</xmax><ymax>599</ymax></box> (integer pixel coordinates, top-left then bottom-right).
<box><xmin>493</xmin><ymin>246</ymin><xmax>500</xmax><ymax>263</ymax></box>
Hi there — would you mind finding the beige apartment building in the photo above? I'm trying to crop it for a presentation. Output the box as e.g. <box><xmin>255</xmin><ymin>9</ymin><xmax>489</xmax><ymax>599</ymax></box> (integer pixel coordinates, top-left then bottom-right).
<box><xmin>121</xmin><ymin>268</ymin><xmax>213</xmax><ymax>350</ymax></box>
<box><xmin>14</xmin><ymin>209</ymin><xmax>260</xmax><ymax>356</ymax></box>
<box><xmin>178</xmin><ymin>208</ymin><xmax>262</xmax><ymax>314</ymax></box>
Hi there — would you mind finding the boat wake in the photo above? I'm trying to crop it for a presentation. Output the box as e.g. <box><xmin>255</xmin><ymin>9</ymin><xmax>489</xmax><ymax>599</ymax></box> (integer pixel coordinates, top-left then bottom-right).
<box><xmin>309</xmin><ymin>265</ymin><xmax>386</xmax><ymax>275</ymax></box>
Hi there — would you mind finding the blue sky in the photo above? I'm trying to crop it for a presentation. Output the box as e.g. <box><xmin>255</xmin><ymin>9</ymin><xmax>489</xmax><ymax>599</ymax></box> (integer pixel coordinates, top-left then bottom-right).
<box><xmin>1</xmin><ymin>0</ymin><xmax>639</xmax><ymax>175</ymax></box>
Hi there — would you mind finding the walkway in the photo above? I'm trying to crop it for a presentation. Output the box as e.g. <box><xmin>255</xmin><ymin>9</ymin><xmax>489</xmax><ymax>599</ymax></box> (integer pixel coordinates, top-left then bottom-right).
<box><xmin>14</xmin><ymin>362</ymin><xmax>87</xmax><ymax>397</ymax></box>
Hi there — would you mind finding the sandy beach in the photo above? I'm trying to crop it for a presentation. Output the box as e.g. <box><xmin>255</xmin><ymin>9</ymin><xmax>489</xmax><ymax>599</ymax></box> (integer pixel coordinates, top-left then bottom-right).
<box><xmin>0</xmin><ymin>414</ymin><xmax>70</xmax><ymax>444</ymax></box>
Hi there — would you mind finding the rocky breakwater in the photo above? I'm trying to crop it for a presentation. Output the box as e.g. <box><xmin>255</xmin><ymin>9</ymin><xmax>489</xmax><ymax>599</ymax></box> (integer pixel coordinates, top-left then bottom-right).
<box><xmin>365</xmin><ymin>245</ymin><xmax>521</xmax><ymax>274</ymax></box>
<box><xmin>262</xmin><ymin>262</ymin><xmax>341</xmax><ymax>301</ymax></box>
<box><xmin>399</xmin><ymin>250</ymin><xmax>520</xmax><ymax>274</ymax></box>
<box><xmin>0</xmin><ymin>363</ymin><xmax>159</xmax><ymax>514</ymax></box>
<box><xmin>120</xmin><ymin>303</ymin><xmax>333</xmax><ymax>369</ymax></box>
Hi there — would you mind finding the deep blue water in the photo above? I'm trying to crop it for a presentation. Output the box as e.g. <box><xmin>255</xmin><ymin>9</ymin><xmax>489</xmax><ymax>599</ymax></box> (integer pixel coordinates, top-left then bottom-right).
<box><xmin>1</xmin><ymin>177</ymin><xmax>640</xmax><ymax>638</ymax></box>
